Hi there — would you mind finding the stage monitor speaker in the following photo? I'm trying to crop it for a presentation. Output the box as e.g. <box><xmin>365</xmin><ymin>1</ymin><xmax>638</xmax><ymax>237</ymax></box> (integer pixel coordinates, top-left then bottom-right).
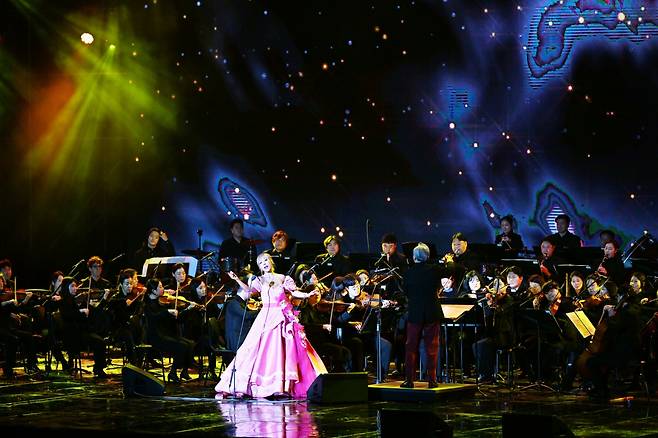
<box><xmin>122</xmin><ymin>364</ymin><xmax>165</xmax><ymax>397</ymax></box>
<box><xmin>378</xmin><ymin>409</ymin><xmax>452</xmax><ymax>438</ymax></box>
<box><xmin>502</xmin><ymin>413</ymin><xmax>574</xmax><ymax>438</ymax></box>
<box><xmin>306</xmin><ymin>372</ymin><xmax>367</xmax><ymax>404</ymax></box>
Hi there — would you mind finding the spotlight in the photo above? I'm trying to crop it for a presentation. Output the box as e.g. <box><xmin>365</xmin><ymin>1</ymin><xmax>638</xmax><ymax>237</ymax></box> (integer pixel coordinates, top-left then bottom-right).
<box><xmin>80</xmin><ymin>33</ymin><xmax>94</xmax><ymax>45</ymax></box>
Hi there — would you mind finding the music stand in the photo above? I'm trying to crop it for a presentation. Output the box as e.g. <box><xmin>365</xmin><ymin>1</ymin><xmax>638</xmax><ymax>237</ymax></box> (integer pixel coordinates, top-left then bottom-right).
<box><xmin>439</xmin><ymin>300</ymin><xmax>476</xmax><ymax>383</ymax></box>
<box><xmin>518</xmin><ymin>309</ymin><xmax>561</xmax><ymax>392</ymax></box>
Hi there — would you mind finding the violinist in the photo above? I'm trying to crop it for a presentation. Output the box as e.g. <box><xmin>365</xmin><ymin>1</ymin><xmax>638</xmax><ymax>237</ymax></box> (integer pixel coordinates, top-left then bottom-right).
<box><xmin>375</xmin><ymin>233</ymin><xmax>408</xmax><ymax>297</ymax></box>
<box><xmin>597</xmin><ymin>241</ymin><xmax>626</xmax><ymax>286</ymax></box>
<box><xmin>58</xmin><ymin>277</ymin><xmax>108</xmax><ymax>378</ymax></box>
<box><xmin>299</xmin><ymin>280</ymin><xmax>353</xmax><ymax>373</ymax></box>
<box><xmin>521</xmin><ymin>274</ymin><xmax>544</xmax><ymax>309</ymax></box>
<box><xmin>495</xmin><ymin>215</ymin><xmax>524</xmax><ymax>251</ymax></box>
<box><xmin>473</xmin><ymin>276</ymin><xmax>516</xmax><ymax>383</ymax></box>
<box><xmin>107</xmin><ymin>269</ymin><xmax>143</xmax><ymax>365</ymax></box>
<box><xmin>505</xmin><ymin>266</ymin><xmax>527</xmax><ymax>301</ymax></box>
<box><xmin>581</xmin><ymin>273</ymin><xmax>611</xmax><ymax>323</ymax></box>
<box><xmin>569</xmin><ymin>271</ymin><xmax>587</xmax><ymax>301</ymax></box>
<box><xmin>180</xmin><ymin>278</ymin><xmax>221</xmax><ymax>379</ymax></box>
<box><xmin>531</xmin><ymin>281</ymin><xmax>578</xmax><ymax>387</ymax></box>
<box><xmin>168</xmin><ymin>262</ymin><xmax>191</xmax><ymax>291</ymax></box>
<box><xmin>144</xmin><ymin>278</ymin><xmax>195</xmax><ymax>383</ymax></box>
<box><xmin>437</xmin><ymin>274</ymin><xmax>457</xmax><ymax>298</ymax></box>
<box><xmin>313</xmin><ymin>235</ymin><xmax>351</xmax><ymax>287</ymax></box>
<box><xmin>224</xmin><ymin>274</ymin><xmax>260</xmax><ymax>351</ymax></box>
<box><xmin>0</xmin><ymin>273</ymin><xmax>40</xmax><ymax>377</ymax></box>
<box><xmin>324</xmin><ymin>275</ymin><xmax>366</xmax><ymax>372</ymax></box>
<box><xmin>79</xmin><ymin>256</ymin><xmax>113</xmax><ymax>337</ymax></box>
<box><xmin>632</xmin><ymin>272</ymin><xmax>656</xmax><ymax>305</ymax></box>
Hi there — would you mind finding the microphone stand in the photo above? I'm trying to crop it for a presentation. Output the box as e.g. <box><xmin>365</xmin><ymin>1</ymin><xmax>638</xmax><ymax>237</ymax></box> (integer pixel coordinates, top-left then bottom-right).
<box><xmin>227</xmin><ymin>288</ymin><xmax>252</xmax><ymax>400</ymax></box>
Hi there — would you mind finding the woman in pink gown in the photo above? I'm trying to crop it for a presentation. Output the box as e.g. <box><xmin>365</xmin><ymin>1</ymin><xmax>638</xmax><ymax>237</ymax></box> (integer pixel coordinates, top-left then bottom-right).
<box><xmin>215</xmin><ymin>253</ymin><xmax>327</xmax><ymax>399</ymax></box>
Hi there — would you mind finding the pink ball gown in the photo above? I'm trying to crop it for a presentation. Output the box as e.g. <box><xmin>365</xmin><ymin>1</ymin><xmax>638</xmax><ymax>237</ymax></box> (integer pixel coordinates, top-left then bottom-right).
<box><xmin>215</xmin><ymin>274</ymin><xmax>327</xmax><ymax>398</ymax></box>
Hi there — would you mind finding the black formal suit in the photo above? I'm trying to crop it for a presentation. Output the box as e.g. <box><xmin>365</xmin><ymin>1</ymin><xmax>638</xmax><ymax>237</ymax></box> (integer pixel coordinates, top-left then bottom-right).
<box><xmin>402</xmin><ymin>262</ymin><xmax>443</xmax><ymax>383</ymax></box>
<box><xmin>313</xmin><ymin>253</ymin><xmax>351</xmax><ymax>286</ymax></box>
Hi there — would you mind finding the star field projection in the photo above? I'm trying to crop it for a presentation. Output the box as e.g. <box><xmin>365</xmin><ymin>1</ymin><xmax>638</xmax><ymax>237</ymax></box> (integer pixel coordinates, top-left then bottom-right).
<box><xmin>136</xmin><ymin>0</ymin><xmax>658</xmax><ymax>248</ymax></box>
<box><xmin>2</xmin><ymin>0</ymin><xmax>658</xmax><ymax>262</ymax></box>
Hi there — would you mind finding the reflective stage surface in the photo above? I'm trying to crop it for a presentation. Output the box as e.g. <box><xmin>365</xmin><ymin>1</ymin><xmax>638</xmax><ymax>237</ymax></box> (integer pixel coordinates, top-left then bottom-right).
<box><xmin>3</xmin><ymin>363</ymin><xmax>658</xmax><ymax>437</ymax></box>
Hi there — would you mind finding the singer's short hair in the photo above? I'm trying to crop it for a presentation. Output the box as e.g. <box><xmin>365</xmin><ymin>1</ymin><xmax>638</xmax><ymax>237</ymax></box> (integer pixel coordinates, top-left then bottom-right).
<box><xmin>147</xmin><ymin>227</ymin><xmax>161</xmax><ymax>236</ymax></box>
<box><xmin>413</xmin><ymin>243</ymin><xmax>430</xmax><ymax>263</ymax></box>
<box><xmin>381</xmin><ymin>233</ymin><xmax>397</xmax><ymax>244</ymax></box>
<box><xmin>451</xmin><ymin>232</ymin><xmax>467</xmax><ymax>242</ymax></box>
<box><xmin>0</xmin><ymin>259</ymin><xmax>12</xmax><ymax>270</ymax></box>
<box><xmin>87</xmin><ymin>256</ymin><xmax>103</xmax><ymax>268</ymax></box>
<box><xmin>541</xmin><ymin>236</ymin><xmax>557</xmax><ymax>247</ymax></box>
<box><xmin>256</xmin><ymin>252</ymin><xmax>275</xmax><ymax>273</ymax></box>
<box><xmin>604</xmin><ymin>240</ymin><xmax>619</xmax><ymax>250</ymax></box>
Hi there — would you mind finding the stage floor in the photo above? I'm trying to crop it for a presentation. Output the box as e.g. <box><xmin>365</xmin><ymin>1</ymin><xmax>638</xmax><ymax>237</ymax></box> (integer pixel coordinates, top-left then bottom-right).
<box><xmin>3</xmin><ymin>359</ymin><xmax>658</xmax><ymax>437</ymax></box>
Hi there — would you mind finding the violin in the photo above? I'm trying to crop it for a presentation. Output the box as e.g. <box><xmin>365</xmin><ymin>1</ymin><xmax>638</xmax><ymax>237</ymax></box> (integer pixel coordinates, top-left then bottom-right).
<box><xmin>125</xmin><ymin>284</ymin><xmax>148</xmax><ymax>305</ymax></box>
<box><xmin>158</xmin><ymin>293</ymin><xmax>202</xmax><ymax>310</ymax></box>
<box><xmin>316</xmin><ymin>299</ymin><xmax>352</xmax><ymax>313</ymax></box>
<box><xmin>0</xmin><ymin>289</ymin><xmax>39</xmax><ymax>303</ymax></box>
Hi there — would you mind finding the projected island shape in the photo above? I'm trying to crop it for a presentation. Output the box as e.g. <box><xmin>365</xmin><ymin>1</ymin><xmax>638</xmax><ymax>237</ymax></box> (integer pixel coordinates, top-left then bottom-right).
<box><xmin>527</xmin><ymin>0</ymin><xmax>658</xmax><ymax>79</ymax></box>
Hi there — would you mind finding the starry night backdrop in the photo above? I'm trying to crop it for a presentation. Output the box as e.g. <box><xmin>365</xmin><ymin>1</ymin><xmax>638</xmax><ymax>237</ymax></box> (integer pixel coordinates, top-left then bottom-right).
<box><xmin>1</xmin><ymin>0</ymin><xmax>658</xmax><ymax>284</ymax></box>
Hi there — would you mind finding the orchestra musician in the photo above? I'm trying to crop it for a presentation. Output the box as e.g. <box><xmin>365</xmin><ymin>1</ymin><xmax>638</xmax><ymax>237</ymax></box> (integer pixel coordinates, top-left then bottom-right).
<box><xmin>224</xmin><ymin>274</ymin><xmax>260</xmax><ymax>351</ymax></box>
<box><xmin>505</xmin><ymin>266</ymin><xmax>527</xmax><ymax>300</ymax></box>
<box><xmin>106</xmin><ymin>268</ymin><xmax>143</xmax><ymax>365</ymax></box>
<box><xmin>548</xmin><ymin>214</ymin><xmax>583</xmax><ymax>256</ymax></box>
<box><xmin>473</xmin><ymin>275</ymin><xmax>516</xmax><ymax>383</ymax></box>
<box><xmin>264</xmin><ymin>230</ymin><xmax>296</xmax><ymax>275</ymax></box>
<box><xmin>400</xmin><ymin>243</ymin><xmax>443</xmax><ymax>388</ymax></box>
<box><xmin>180</xmin><ymin>278</ymin><xmax>221</xmax><ymax>380</ymax></box>
<box><xmin>0</xmin><ymin>259</ymin><xmax>15</xmax><ymax>290</ymax></box>
<box><xmin>0</xmin><ymin>273</ymin><xmax>40</xmax><ymax>378</ymax></box>
<box><xmin>58</xmin><ymin>277</ymin><xmax>108</xmax><ymax>378</ymax></box>
<box><xmin>133</xmin><ymin>227</ymin><xmax>175</xmax><ymax>271</ymax></box>
<box><xmin>581</xmin><ymin>278</ymin><xmax>643</xmax><ymax>398</ymax></box>
<box><xmin>597</xmin><ymin>240</ymin><xmax>626</xmax><ymax>286</ymax></box>
<box><xmin>313</xmin><ymin>235</ymin><xmax>351</xmax><ymax>287</ymax></box>
<box><xmin>299</xmin><ymin>285</ymin><xmax>354</xmax><ymax>373</ymax></box>
<box><xmin>218</xmin><ymin>218</ymin><xmax>257</xmax><ymax>272</ymax></box>
<box><xmin>495</xmin><ymin>215</ymin><xmax>524</xmax><ymax>251</ymax></box>
<box><xmin>144</xmin><ymin>278</ymin><xmax>195</xmax><ymax>383</ymax></box>
<box><xmin>538</xmin><ymin>236</ymin><xmax>564</xmax><ymax>279</ymax></box>
<box><xmin>78</xmin><ymin>256</ymin><xmax>113</xmax><ymax>337</ymax></box>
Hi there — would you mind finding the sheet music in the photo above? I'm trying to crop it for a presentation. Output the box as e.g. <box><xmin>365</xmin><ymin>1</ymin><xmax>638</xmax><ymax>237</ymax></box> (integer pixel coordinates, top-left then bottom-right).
<box><xmin>566</xmin><ymin>310</ymin><xmax>596</xmax><ymax>338</ymax></box>
<box><xmin>441</xmin><ymin>304</ymin><xmax>475</xmax><ymax>320</ymax></box>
